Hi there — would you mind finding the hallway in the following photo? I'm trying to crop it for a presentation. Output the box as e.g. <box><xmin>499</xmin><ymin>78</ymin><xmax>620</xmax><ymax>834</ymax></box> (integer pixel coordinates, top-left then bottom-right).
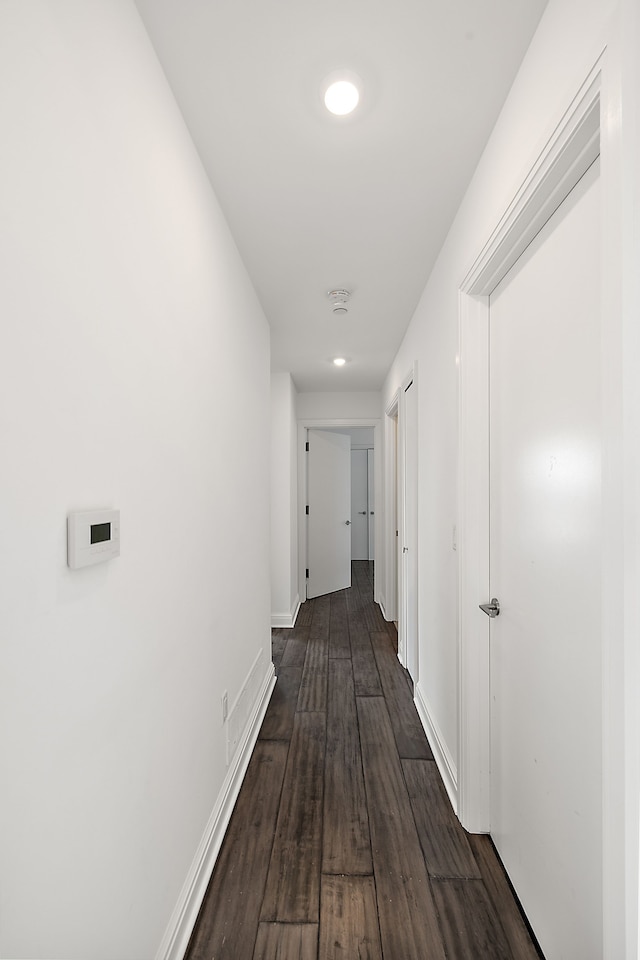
<box><xmin>186</xmin><ymin>562</ymin><xmax>542</xmax><ymax>959</ymax></box>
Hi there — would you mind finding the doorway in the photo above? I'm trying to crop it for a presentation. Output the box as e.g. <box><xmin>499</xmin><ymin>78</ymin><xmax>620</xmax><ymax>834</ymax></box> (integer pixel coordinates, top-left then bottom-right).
<box><xmin>458</xmin><ymin>68</ymin><xmax>615</xmax><ymax>958</ymax></box>
<box><xmin>489</xmin><ymin>158</ymin><xmax>602</xmax><ymax>958</ymax></box>
<box><xmin>298</xmin><ymin>418</ymin><xmax>381</xmax><ymax>604</ymax></box>
<box><xmin>385</xmin><ymin>370</ymin><xmax>418</xmax><ymax>680</ymax></box>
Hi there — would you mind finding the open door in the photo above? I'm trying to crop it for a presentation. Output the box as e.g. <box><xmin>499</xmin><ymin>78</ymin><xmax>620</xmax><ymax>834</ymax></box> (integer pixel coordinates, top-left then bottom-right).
<box><xmin>307</xmin><ymin>429</ymin><xmax>351</xmax><ymax>599</ymax></box>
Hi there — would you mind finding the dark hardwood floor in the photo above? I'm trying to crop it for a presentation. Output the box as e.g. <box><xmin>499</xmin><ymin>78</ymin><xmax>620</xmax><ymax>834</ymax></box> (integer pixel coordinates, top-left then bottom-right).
<box><xmin>186</xmin><ymin>561</ymin><xmax>543</xmax><ymax>960</ymax></box>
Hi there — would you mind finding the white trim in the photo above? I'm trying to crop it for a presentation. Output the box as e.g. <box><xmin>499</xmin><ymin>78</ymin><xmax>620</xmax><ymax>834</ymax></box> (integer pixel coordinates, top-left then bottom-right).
<box><xmin>414</xmin><ymin>684</ymin><xmax>458</xmax><ymax>816</ymax></box>
<box><xmin>155</xmin><ymin>662</ymin><xmax>276</xmax><ymax>960</ymax></box>
<box><xmin>463</xmin><ymin>71</ymin><xmax>600</xmax><ymax>296</ymax></box>
<box><xmin>271</xmin><ymin>595</ymin><xmax>300</xmax><ymax>629</ymax></box>
<box><xmin>297</xmin><ymin>418</ymin><xmax>382</xmax><ymax>605</ymax></box>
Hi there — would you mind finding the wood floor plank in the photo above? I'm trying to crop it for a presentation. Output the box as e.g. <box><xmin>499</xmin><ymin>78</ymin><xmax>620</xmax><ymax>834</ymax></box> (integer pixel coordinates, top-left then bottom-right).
<box><xmin>280</xmin><ymin>628</ymin><xmax>309</xmax><ymax>668</ymax></box>
<box><xmin>296</xmin><ymin>599</ymin><xmax>314</xmax><ymax>626</ymax></box>
<box><xmin>297</xmin><ymin>635</ymin><xmax>328</xmax><ymax>712</ymax></box>
<box><xmin>329</xmin><ymin>590</ymin><xmax>351</xmax><ymax>659</ymax></box>
<box><xmin>309</xmin><ymin>592</ymin><xmax>331</xmax><ymax>639</ymax></box>
<box><xmin>259</xmin><ymin>666</ymin><xmax>303</xmax><ymax>741</ymax></box>
<box><xmin>271</xmin><ymin>629</ymin><xmax>288</xmax><ymax>672</ymax></box>
<box><xmin>356</xmin><ymin>696</ymin><xmax>446</xmax><ymax>960</ymax></box>
<box><xmin>260</xmin><ymin>711</ymin><xmax>326</xmax><ymax>923</ymax></box>
<box><xmin>323</xmin><ymin>658</ymin><xmax>372</xmax><ymax>875</ymax></box>
<box><xmin>432</xmin><ymin>878</ymin><xmax>515</xmax><ymax>959</ymax></box>
<box><xmin>402</xmin><ymin>758</ymin><xmax>481</xmax><ymax>879</ymax></box>
<box><xmin>185</xmin><ymin>741</ymin><xmax>288</xmax><ymax>960</ymax></box>
<box><xmin>319</xmin><ymin>875</ymin><xmax>382</xmax><ymax>960</ymax></box>
<box><xmin>253</xmin><ymin>923</ymin><xmax>318</xmax><ymax>960</ymax></box>
<box><xmin>353</xmin><ymin>579</ymin><xmax>389</xmax><ymax>633</ymax></box>
<box><xmin>352</xmin><ymin>561</ymin><xmax>373</xmax><ymax>598</ymax></box>
<box><xmin>349</xmin><ymin>621</ymin><xmax>382</xmax><ymax>697</ymax></box>
<box><xmin>196</xmin><ymin>570</ymin><xmax>542</xmax><ymax>959</ymax></box>
<box><xmin>370</xmin><ymin>631</ymin><xmax>432</xmax><ymax>759</ymax></box>
<box><xmin>468</xmin><ymin>834</ymin><xmax>543</xmax><ymax>959</ymax></box>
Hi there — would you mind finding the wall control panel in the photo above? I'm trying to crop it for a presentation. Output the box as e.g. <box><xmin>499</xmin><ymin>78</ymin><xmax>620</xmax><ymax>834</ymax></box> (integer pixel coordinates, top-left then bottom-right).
<box><xmin>68</xmin><ymin>509</ymin><xmax>120</xmax><ymax>569</ymax></box>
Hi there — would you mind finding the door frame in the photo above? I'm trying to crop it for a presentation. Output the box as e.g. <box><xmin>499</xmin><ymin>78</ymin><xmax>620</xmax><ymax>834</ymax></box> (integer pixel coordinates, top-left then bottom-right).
<box><xmin>458</xmin><ymin>53</ymin><xmax>629</xmax><ymax>958</ymax></box>
<box><xmin>298</xmin><ymin>419</ymin><xmax>381</xmax><ymax>604</ymax></box>
<box><xmin>384</xmin><ymin>366</ymin><xmax>417</xmax><ymax>671</ymax></box>
<box><xmin>383</xmin><ymin>395</ymin><xmax>399</xmax><ymax>623</ymax></box>
<box><xmin>350</xmin><ymin>447</ymin><xmax>370</xmax><ymax>562</ymax></box>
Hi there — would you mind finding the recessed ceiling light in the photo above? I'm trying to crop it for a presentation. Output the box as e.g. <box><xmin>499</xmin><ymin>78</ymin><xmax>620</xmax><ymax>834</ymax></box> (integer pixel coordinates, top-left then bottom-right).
<box><xmin>324</xmin><ymin>80</ymin><xmax>359</xmax><ymax>116</ymax></box>
<box><xmin>333</xmin><ymin>357</ymin><xmax>347</xmax><ymax>367</ymax></box>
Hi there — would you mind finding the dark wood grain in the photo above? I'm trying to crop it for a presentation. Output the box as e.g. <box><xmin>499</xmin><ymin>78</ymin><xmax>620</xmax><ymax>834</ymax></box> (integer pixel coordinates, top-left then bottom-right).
<box><xmin>329</xmin><ymin>590</ymin><xmax>351</xmax><ymax>659</ymax></box>
<box><xmin>253</xmin><ymin>923</ymin><xmax>318</xmax><ymax>959</ymax></box>
<box><xmin>297</xmin><ymin>635</ymin><xmax>328</xmax><ymax>712</ymax></box>
<box><xmin>271</xmin><ymin>629</ymin><xmax>288</xmax><ymax>672</ymax></box>
<box><xmin>469</xmin><ymin>834</ymin><xmax>544</xmax><ymax>959</ymax></box>
<box><xmin>296</xmin><ymin>598</ymin><xmax>314</xmax><ymax>626</ymax></box>
<box><xmin>186</xmin><ymin>741</ymin><xmax>288</xmax><ymax>960</ymax></box>
<box><xmin>187</xmin><ymin>562</ymin><xmax>542</xmax><ymax>960</ymax></box>
<box><xmin>319</xmin><ymin>875</ymin><xmax>382</xmax><ymax>960</ymax></box>
<box><xmin>432</xmin><ymin>879</ymin><xmax>515</xmax><ymax>959</ymax></box>
<box><xmin>280</xmin><ymin>628</ymin><xmax>309</xmax><ymax>668</ymax></box>
<box><xmin>402</xmin><ymin>758</ymin><xmax>481</xmax><ymax>878</ymax></box>
<box><xmin>349</xmin><ymin>621</ymin><xmax>382</xmax><ymax>697</ymax></box>
<box><xmin>370</xmin><ymin>631</ymin><xmax>433</xmax><ymax>759</ymax></box>
<box><xmin>309</xmin><ymin>592</ymin><xmax>331</xmax><ymax>639</ymax></box>
<box><xmin>352</xmin><ymin>560</ymin><xmax>373</xmax><ymax>598</ymax></box>
<box><xmin>323</xmin><ymin>658</ymin><xmax>372</xmax><ymax>875</ymax></box>
<box><xmin>258</xmin><ymin>666</ymin><xmax>302</xmax><ymax>741</ymax></box>
<box><xmin>260</xmin><ymin>711</ymin><xmax>326</xmax><ymax>923</ymax></box>
<box><xmin>356</xmin><ymin>695</ymin><xmax>446</xmax><ymax>960</ymax></box>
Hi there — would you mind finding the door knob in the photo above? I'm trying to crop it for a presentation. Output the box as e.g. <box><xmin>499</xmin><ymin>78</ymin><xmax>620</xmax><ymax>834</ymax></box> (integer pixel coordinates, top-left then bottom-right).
<box><xmin>358</xmin><ymin>511</ymin><xmax>367</xmax><ymax>515</ymax></box>
<box><xmin>479</xmin><ymin>598</ymin><xmax>500</xmax><ymax>618</ymax></box>
<box><xmin>345</xmin><ymin>520</ymin><xmax>351</xmax><ymax>525</ymax></box>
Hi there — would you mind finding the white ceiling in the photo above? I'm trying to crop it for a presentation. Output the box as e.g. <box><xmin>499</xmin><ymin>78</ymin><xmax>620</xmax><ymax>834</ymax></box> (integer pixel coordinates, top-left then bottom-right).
<box><xmin>135</xmin><ymin>0</ymin><xmax>547</xmax><ymax>392</ymax></box>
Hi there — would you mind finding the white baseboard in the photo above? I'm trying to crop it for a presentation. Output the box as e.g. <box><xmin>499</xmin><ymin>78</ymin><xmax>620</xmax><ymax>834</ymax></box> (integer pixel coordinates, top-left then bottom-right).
<box><xmin>271</xmin><ymin>594</ymin><xmax>300</xmax><ymax>629</ymax></box>
<box><xmin>155</xmin><ymin>661</ymin><xmax>276</xmax><ymax>960</ymax></box>
<box><xmin>414</xmin><ymin>684</ymin><xmax>459</xmax><ymax>816</ymax></box>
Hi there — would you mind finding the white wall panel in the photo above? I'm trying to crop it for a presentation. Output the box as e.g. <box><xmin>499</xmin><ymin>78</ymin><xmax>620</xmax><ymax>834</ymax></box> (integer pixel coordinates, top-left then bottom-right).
<box><xmin>0</xmin><ymin>4</ymin><xmax>271</xmax><ymax>957</ymax></box>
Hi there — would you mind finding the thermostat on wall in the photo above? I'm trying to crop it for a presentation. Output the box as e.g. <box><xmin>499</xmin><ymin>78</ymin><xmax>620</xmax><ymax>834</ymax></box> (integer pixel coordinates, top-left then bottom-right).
<box><xmin>67</xmin><ymin>509</ymin><xmax>120</xmax><ymax>569</ymax></box>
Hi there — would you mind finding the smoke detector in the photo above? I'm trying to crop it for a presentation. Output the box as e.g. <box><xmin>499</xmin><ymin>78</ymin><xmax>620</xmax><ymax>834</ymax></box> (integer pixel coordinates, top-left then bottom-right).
<box><xmin>328</xmin><ymin>289</ymin><xmax>351</xmax><ymax>314</ymax></box>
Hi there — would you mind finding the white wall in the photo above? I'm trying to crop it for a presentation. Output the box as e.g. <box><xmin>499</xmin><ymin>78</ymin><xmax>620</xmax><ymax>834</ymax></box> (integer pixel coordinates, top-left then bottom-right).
<box><xmin>0</xmin><ymin>4</ymin><xmax>271</xmax><ymax>959</ymax></box>
<box><xmin>297</xmin><ymin>391</ymin><xmax>381</xmax><ymax>420</ymax></box>
<box><xmin>270</xmin><ymin>372</ymin><xmax>299</xmax><ymax>624</ymax></box>
<box><xmin>383</xmin><ymin>0</ymin><xmax>640</xmax><ymax>954</ymax></box>
<box><xmin>384</xmin><ymin>0</ymin><xmax>617</xmax><ymax>786</ymax></box>
<box><xmin>328</xmin><ymin>427</ymin><xmax>375</xmax><ymax>447</ymax></box>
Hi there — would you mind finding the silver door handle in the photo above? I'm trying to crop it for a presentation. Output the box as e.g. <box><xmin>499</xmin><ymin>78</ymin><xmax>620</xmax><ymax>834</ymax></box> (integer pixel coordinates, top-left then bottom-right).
<box><xmin>403</xmin><ymin>547</ymin><xmax>408</xmax><ymax>553</ymax></box>
<box><xmin>358</xmin><ymin>511</ymin><xmax>367</xmax><ymax>515</ymax></box>
<box><xmin>345</xmin><ymin>520</ymin><xmax>351</xmax><ymax>525</ymax></box>
<box><xmin>479</xmin><ymin>598</ymin><xmax>500</xmax><ymax>618</ymax></box>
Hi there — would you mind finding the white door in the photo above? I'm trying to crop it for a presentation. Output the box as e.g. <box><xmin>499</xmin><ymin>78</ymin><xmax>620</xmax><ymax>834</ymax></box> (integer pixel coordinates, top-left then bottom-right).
<box><xmin>351</xmin><ymin>449</ymin><xmax>369</xmax><ymax>560</ymax></box>
<box><xmin>400</xmin><ymin>379</ymin><xmax>418</xmax><ymax>680</ymax></box>
<box><xmin>367</xmin><ymin>448</ymin><xmax>375</xmax><ymax>561</ymax></box>
<box><xmin>307</xmin><ymin>429</ymin><xmax>351</xmax><ymax>599</ymax></box>
<box><xmin>488</xmin><ymin>159</ymin><xmax>601</xmax><ymax>959</ymax></box>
